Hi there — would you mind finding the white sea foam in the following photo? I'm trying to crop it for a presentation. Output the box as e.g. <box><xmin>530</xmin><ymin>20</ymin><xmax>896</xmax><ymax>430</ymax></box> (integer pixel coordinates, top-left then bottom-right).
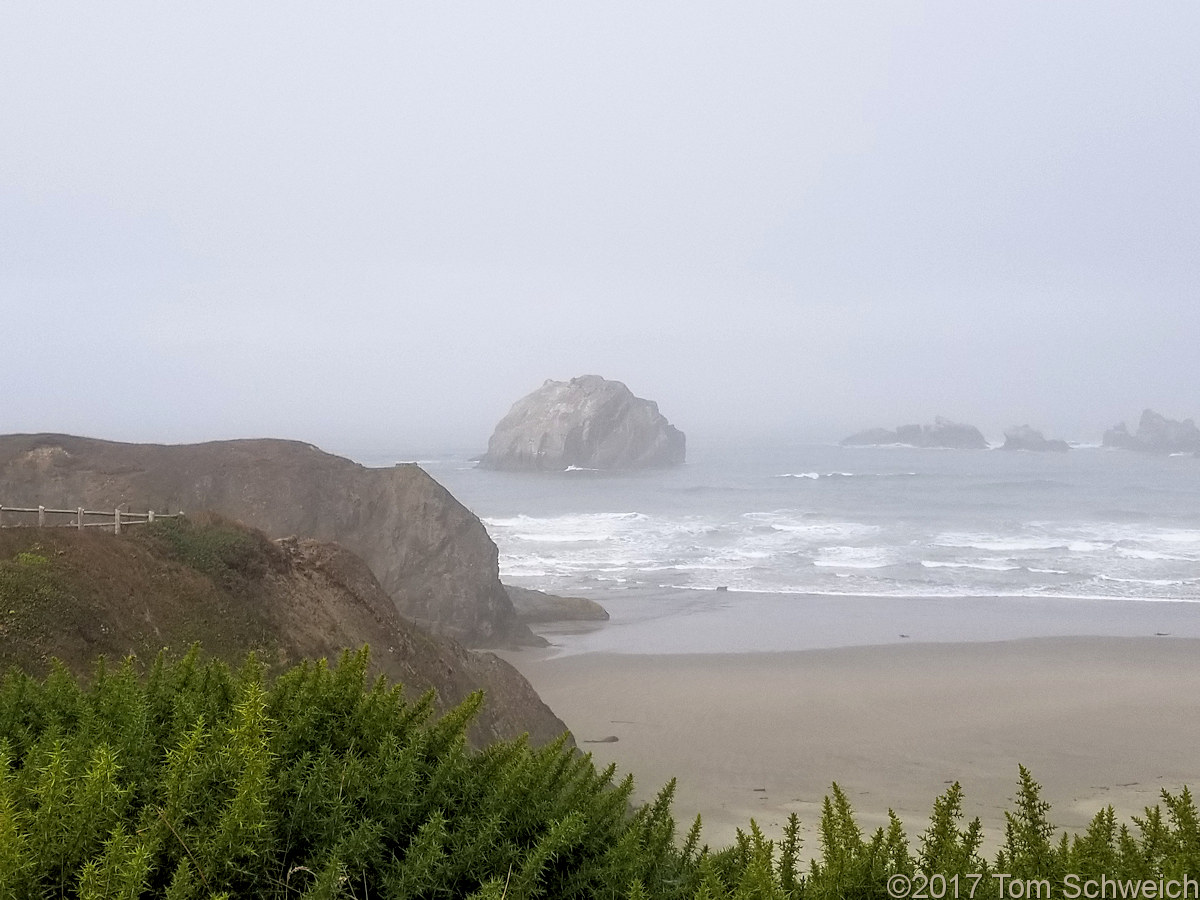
<box><xmin>934</xmin><ymin>531</ymin><xmax>1062</xmax><ymax>552</ymax></box>
<box><xmin>1098</xmin><ymin>575</ymin><xmax>1195</xmax><ymax>587</ymax></box>
<box><xmin>774</xmin><ymin>471</ymin><xmax>914</xmax><ymax>479</ymax></box>
<box><xmin>512</xmin><ymin>533</ymin><xmax>607</xmax><ymax>543</ymax></box>
<box><xmin>486</xmin><ymin>512</ymin><xmax>652</xmax><ymax>545</ymax></box>
<box><xmin>921</xmin><ymin>560</ymin><xmax>1022</xmax><ymax>571</ymax></box>
<box><xmin>1158</xmin><ymin>529</ymin><xmax>1200</xmax><ymax>544</ymax></box>
<box><xmin>722</xmin><ymin>548</ymin><xmax>773</xmax><ymax>560</ymax></box>
<box><xmin>476</xmin><ymin>456</ymin><xmax>1200</xmax><ymax>603</ymax></box>
<box><xmin>742</xmin><ymin>512</ymin><xmax>880</xmax><ymax>539</ymax></box>
<box><xmin>487</xmin><ymin>512</ymin><xmax>650</xmax><ymax>528</ymax></box>
<box><xmin>968</xmin><ymin>539</ymin><xmax>1067</xmax><ymax>552</ymax></box>
<box><xmin>813</xmin><ymin>547</ymin><xmax>898</xmax><ymax>569</ymax></box>
<box><xmin>1116</xmin><ymin>548</ymin><xmax>1193</xmax><ymax>561</ymax></box>
<box><xmin>1068</xmin><ymin>541</ymin><xmax>1112</xmax><ymax>553</ymax></box>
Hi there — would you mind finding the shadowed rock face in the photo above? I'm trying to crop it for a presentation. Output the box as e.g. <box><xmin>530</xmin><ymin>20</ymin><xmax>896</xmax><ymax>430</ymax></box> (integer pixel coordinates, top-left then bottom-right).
<box><xmin>841</xmin><ymin>417</ymin><xmax>989</xmax><ymax>450</ymax></box>
<box><xmin>1103</xmin><ymin>410</ymin><xmax>1200</xmax><ymax>454</ymax></box>
<box><xmin>1001</xmin><ymin>425</ymin><xmax>1070</xmax><ymax>452</ymax></box>
<box><xmin>504</xmin><ymin>584</ymin><xmax>609</xmax><ymax>624</ymax></box>
<box><xmin>479</xmin><ymin>375</ymin><xmax>686</xmax><ymax>471</ymax></box>
<box><xmin>0</xmin><ymin>433</ymin><xmax>539</xmax><ymax>648</ymax></box>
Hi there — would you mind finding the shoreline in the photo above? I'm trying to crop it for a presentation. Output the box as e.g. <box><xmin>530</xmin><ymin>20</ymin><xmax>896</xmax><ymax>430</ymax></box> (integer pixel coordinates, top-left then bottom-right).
<box><xmin>514</xmin><ymin>586</ymin><xmax>1200</xmax><ymax>659</ymax></box>
<box><xmin>497</xmin><ymin>634</ymin><xmax>1200</xmax><ymax>854</ymax></box>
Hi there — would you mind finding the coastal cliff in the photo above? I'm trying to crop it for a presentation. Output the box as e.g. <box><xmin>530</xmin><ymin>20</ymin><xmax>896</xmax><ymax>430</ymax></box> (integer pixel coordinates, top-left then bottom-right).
<box><xmin>0</xmin><ymin>433</ymin><xmax>536</xmax><ymax>648</ymax></box>
<box><xmin>479</xmin><ymin>375</ymin><xmax>686</xmax><ymax>471</ymax></box>
<box><xmin>0</xmin><ymin>516</ymin><xmax>567</xmax><ymax>746</ymax></box>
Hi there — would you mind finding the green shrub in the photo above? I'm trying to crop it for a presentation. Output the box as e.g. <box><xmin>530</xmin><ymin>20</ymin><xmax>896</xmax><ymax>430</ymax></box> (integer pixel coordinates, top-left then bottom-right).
<box><xmin>1</xmin><ymin>647</ymin><xmax>1198</xmax><ymax>898</ymax></box>
<box><xmin>138</xmin><ymin>517</ymin><xmax>269</xmax><ymax>588</ymax></box>
<box><xmin>0</xmin><ymin>647</ymin><xmax>695</xmax><ymax>899</ymax></box>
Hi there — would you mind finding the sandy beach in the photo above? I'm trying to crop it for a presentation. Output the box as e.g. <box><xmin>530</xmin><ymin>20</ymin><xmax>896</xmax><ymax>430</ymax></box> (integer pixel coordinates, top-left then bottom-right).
<box><xmin>499</xmin><ymin>635</ymin><xmax>1200</xmax><ymax>855</ymax></box>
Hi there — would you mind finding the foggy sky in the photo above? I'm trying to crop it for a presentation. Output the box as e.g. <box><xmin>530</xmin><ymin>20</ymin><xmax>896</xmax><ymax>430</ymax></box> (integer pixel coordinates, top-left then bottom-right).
<box><xmin>3</xmin><ymin>3</ymin><xmax>1198</xmax><ymax>452</ymax></box>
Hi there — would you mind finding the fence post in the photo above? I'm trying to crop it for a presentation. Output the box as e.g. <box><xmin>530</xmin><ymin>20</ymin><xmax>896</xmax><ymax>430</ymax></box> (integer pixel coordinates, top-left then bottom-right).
<box><xmin>114</xmin><ymin>508</ymin><xmax>121</xmax><ymax>535</ymax></box>
<box><xmin>38</xmin><ymin>505</ymin><xmax>45</xmax><ymax>527</ymax></box>
<box><xmin>0</xmin><ymin>505</ymin><xmax>4</xmax><ymax>527</ymax></box>
<box><xmin>148</xmin><ymin>509</ymin><xmax>155</xmax><ymax>523</ymax></box>
<box><xmin>78</xmin><ymin>507</ymin><xmax>84</xmax><ymax>530</ymax></box>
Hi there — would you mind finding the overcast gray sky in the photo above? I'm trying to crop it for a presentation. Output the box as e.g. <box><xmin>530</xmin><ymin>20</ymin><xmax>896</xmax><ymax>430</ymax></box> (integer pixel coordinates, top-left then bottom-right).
<box><xmin>3</xmin><ymin>2</ymin><xmax>1197</xmax><ymax>451</ymax></box>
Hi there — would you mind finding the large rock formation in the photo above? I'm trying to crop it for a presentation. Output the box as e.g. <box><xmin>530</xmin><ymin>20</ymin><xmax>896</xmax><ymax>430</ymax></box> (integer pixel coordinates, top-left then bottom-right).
<box><xmin>0</xmin><ymin>434</ymin><xmax>537</xmax><ymax>648</ymax></box>
<box><xmin>479</xmin><ymin>376</ymin><xmax>686</xmax><ymax>471</ymax></box>
<box><xmin>1000</xmin><ymin>425</ymin><xmax>1070</xmax><ymax>452</ymax></box>
<box><xmin>0</xmin><ymin>517</ymin><xmax>567</xmax><ymax>747</ymax></box>
<box><xmin>1103</xmin><ymin>410</ymin><xmax>1200</xmax><ymax>454</ymax></box>
<box><xmin>504</xmin><ymin>584</ymin><xmax>610</xmax><ymax>624</ymax></box>
<box><xmin>841</xmin><ymin>417</ymin><xmax>989</xmax><ymax>450</ymax></box>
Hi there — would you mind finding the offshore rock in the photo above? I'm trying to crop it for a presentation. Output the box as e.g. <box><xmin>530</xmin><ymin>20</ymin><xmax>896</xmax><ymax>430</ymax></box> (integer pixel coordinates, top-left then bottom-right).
<box><xmin>479</xmin><ymin>375</ymin><xmax>686</xmax><ymax>471</ymax></box>
<box><xmin>1000</xmin><ymin>425</ymin><xmax>1070</xmax><ymax>452</ymax></box>
<box><xmin>839</xmin><ymin>427</ymin><xmax>898</xmax><ymax>447</ymax></box>
<box><xmin>1103</xmin><ymin>410</ymin><xmax>1200</xmax><ymax>454</ymax></box>
<box><xmin>504</xmin><ymin>584</ymin><xmax>610</xmax><ymax>624</ymax></box>
<box><xmin>841</xmin><ymin>417</ymin><xmax>989</xmax><ymax>450</ymax></box>
<box><xmin>0</xmin><ymin>433</ymin><xmax>539</xmax><ymax>648</ymax></box>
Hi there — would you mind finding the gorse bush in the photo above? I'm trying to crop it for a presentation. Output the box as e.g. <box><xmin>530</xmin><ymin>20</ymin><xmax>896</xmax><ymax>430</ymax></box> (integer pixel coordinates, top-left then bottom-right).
<box><xmin>0</xmin><ymin>647</ymin><xmax>698</xmax><ymax>899</ymax></box>
<box><xmin>0</xmin><ymin>648</ymin><xmax>1197</xmax><ymax>899</ymax></box>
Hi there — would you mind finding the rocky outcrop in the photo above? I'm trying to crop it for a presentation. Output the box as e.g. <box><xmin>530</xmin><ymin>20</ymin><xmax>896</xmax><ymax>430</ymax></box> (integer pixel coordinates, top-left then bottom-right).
<box><xmin>1000</xmin><ymin>426</ymin><xmax>1070</xmax><ymax>452</ymax></box>
<box><xmin>1101</xmin><ymin>423</ymin><xmax>1140</xmax><ymax>451</ymax></box>
<box><xmin>839</xmin><ymin>427</ymin><xmax>898</xmax><ymax>447</ymax></box>
<box><xmin>479</xmin><ymin>376</ymin><xmax>685</xmax><ymax>471</ymax></box>
<box><xmin>841</xmin><ymin>417</ymin><xmax>989</xmax><ymax>450</ymax></box>
<box><xmin>504</xmin><ymin>585</ymin><xmax>610</xmax><ymax>624</ymax></box>
<box><xmin>0</xmin><ymin>433</ymin><xmax>538</xmax><ymax>648</ymax></box>
<box><xmin>0</xmin><ymin>517</ymin><xmax>568</xmax><ymax>747</ymax></box>
<box><xmin>1103</xmin><ymin>410</ymin><xmax>1200</xmax><ymax>454</ymax></box>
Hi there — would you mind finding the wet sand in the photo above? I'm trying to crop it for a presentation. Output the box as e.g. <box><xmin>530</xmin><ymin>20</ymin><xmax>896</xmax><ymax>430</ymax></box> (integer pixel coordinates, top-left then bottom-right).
<box><xmin>499</xmin><ymin>636</ymin><xmax>1200</xmax><ymax>854</ymax></box>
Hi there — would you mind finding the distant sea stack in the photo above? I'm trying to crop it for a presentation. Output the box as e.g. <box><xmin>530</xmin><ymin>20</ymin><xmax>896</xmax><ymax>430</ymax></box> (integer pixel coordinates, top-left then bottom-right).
<box><xmin>479</xmin><ymin>375</ymin><xmax>686</xmax><ymax>471</ymax></box>
<box><xmin>0</xmin><ymin>433</ymin><xmax>537</xmax><ymax>648</ymax></box>
<box><xmin>1000</xmin><ymin>425</ymin><xmax>1070</xmax><ymax>452</ymax></box>
<box><xmin>841</xmin><ymin>417</ymin><xmax>989</xmax><ymax>450</ymax></box>
<box><xmin>1103</xmin><ymin>410</ymin><xmax>1200</xmax><ymax>454</ymax></box>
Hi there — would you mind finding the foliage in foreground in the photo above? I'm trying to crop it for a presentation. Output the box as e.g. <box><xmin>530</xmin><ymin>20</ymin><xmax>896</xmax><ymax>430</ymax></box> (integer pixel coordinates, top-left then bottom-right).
<box><xmin>0</xmin><ymin>647</ymin><xmax>692</xmax><ymax>899</ymax></box>
<box><xmin>0</xmin><ymin>648</ymin><xmax>1198</xmax><ymax>899</ymax></box>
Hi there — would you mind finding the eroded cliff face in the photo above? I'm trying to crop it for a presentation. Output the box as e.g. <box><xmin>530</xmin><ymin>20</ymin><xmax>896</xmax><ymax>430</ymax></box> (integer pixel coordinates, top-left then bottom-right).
<box><xmin>479</xmin><ymin>375</ymin><xmax>686</xmax><ymax>471</ymax></box>
<box><xmin>269</xmin><ymin>536</ymin><xmax>565</xmax><ymax>746</ymax></box>
<box><xmin>0</xmin><ymin>434</ymin><xmax>537</xmax><ymax>648</ymax></box>
<box><xmin>0</xmin><ymin>518</ymin><xmax>568</xmax><ymax>747</ymax></box>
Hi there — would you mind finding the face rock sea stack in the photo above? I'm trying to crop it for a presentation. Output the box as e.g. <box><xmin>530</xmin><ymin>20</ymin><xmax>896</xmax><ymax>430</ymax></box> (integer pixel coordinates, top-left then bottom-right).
<box><xmin>479</xmin><ymin>375</ymin><xmax>686</xmax><ymax>472</ymax></box>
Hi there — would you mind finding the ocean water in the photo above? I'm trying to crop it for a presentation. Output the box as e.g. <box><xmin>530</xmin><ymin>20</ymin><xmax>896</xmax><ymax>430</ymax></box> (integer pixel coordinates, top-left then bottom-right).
<box><xmin>365</xmin><ymin>442</ymin><xmax>1200</xmax><ymax>606</ymax></box>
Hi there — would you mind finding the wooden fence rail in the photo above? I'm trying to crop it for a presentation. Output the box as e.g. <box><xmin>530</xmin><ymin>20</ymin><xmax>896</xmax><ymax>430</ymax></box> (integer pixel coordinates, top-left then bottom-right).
<box><xmin>0</xmin><ymin>505</ymin><xmax>183</xmax><ymax>534</ymax></box>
